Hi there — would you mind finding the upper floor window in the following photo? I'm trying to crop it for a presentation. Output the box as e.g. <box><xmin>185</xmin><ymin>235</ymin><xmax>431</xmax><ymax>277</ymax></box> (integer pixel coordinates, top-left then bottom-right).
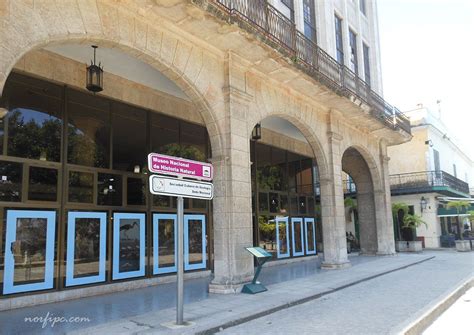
<box><xmin>279</xmin><ymin>0</ymin><xmax>294</xmax><ymax>21</ymax></box>
<box><xmin>349</xmin><ymin>29</ymin><xmax>358</xmax><ymax>74</ymax></box>
<box><xmin>363</xmin><ymin>43</ymin><xmax>371</xmax><ymax>85</ymax></box>
<box><xmin>335</xmin><ymin>15</ymin><xmax>344</xmax><ymax>64</ymax></box>
<box><xmin>360</xmin><ymin>0</ymin><xmax>367</xmax><ymax>16</ymax></box>
<box><xmin>303</xmin><ymin>0</ymin><xmax>316</xmax><ymax>43</ymax></box>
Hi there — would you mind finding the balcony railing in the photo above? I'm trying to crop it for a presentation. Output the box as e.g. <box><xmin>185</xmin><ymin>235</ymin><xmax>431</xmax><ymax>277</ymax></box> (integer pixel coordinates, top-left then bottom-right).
<box><xmin>210</xmin><ymin>0</ymin><xmax>411</xmax><ymax>135</ymax></box>
<box><xmin>390</xmin><ymin>171</ymin><xmax>470</xmax><ymax>196</ymax></box>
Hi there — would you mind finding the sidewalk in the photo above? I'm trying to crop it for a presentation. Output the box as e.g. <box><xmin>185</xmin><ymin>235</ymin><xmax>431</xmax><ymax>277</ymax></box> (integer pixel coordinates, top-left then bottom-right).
<box><xmin>1</xmin><ymin>250</ymin><xmax>472</xmax><ymax>334</ymax></box>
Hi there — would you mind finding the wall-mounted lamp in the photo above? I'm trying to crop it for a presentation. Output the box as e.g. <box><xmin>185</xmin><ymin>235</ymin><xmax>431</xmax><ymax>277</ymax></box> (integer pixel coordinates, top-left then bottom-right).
<box><xmin>420</xmin><ymin>196</ymin><xmax>428</xmax><ymax>213</ymax></box>
<box><xmin>0</xmin><ymin>107</ymin><xmax>8</xmax><ymax>119</ymax></box>
<box><xmin>424</xmin><ymin>140</ymin><xmax>433</xmax><ymax>147</ymax></box>
<box><xmin>251</xmin><ymin>123</ymin><xmax>261</xmax><ymax>141</ymax></box>
<box><xmin>134</xmin><ymin>165</ymin><xmax>141</xmax><ymax>174</ymax></box>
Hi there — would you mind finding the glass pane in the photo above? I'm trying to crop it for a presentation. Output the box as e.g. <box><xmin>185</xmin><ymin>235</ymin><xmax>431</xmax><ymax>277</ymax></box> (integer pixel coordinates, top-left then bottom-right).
<box><xmin>127</xmin><ymin>178</ymin><xmax>145</xmax><ymax>206</ymax></box>
<box><xmin>28</xmin><ymin>167</ymin><xmax>58</xmax><ymax>202</ymax></box>
<box><xmin>6</xmin><ymin>78</ymin><xmax>62</xmax><ymax>162</ymax></box>
<box><xmin>180</xmin><ymin>122</ymin><xmax>207</xmax><ymax>162</ymax></box>
<box><xmin>12</xmin><ymin>217</ymin><xmax>48</xmax><ymax>285</ymax></box>
<box><xmin>150</xmin><ymin>114</ymin><xmax>179</xmax><ymax>157</ymax></box>
<box><xmin>118</xmin><ymin>218</ymin><xmax>141</xmax><ymax>273</ymax></box>
<box><xmin>258</xmin><ymin>215</ymin><xmax>276</xmax><ymax>257</ymax></box>
<box><xmin>68</xmin><ymin>171</ymin><xmax>94</xmax><ymax>203</ymax></box>
<box><xmin>0</xmin><ymin>161</ymin><xmax>22</xmax><ymax>202</ymax></box>
<box><xmin>97</xmin><ymin>174</ymin><xmax>122</xmax><ymax>206</ymax></box>
<box><xmin>71</xmin><ymin>217</ymin><xmax>101</xmax><ymax>278</ymax></box>
<box><xmin>112</xmin><ymin>104</ymin><xmax>147</xmax><ymax>172</ymax></box>
<box><xmin>308</xmin><ymin>197</ymin><xmax>315</xmax><ymax>215</ymax></box>
<box><xmin>269</xmin><ymin>193</ymin><xmax>279</xmax><ymax>213</ymax></box>
<box><xmin>280</xmin><ymin>195</ymin><xmax>289</xmax><ymax>215</ymax></box>
<box><xmin>187</xmin><ymin>219</ymin><xmax>203</xmax><ymax>265</ymax></box>
<box><xmin>256</xmin><ymin>143</ymin><xmax>271</xmax><ymax>191</ymax></box>
<box><xmin>258</xmin><ymin>192</ymin><xmax>268</xmax><ymax>212</ymax></box>
<box><xmin>193</xmin><ymin>198</ymin><xmax>207</xmax><ymax>209</ymax></box>
<box><xmin>158</xmin><ymin>218</ymin><xmax>175</xmax><ymax>268</ymax></box>
<box><xmin>290</xmin><ymin>195</ymin><xmax>298</xmax><ymax>215</ymax></box>
<box><xmin>299</xmin><ymin>196</ymin><xmax>307</xmax><ymax>214</ymax></box>
<box><xmin>67</xmin><ymin>90</ymin><xmax>110</xmax><ymax>168</ymax></box>
<box><xmin>294</xmin><ymin>221</ymin><xmax>303</xmax><ymax>253</ymax></box>
<box><xmin>153</xmin><ymin>195</ymin><xmax>171</xmax><ymax>208</ymax></box>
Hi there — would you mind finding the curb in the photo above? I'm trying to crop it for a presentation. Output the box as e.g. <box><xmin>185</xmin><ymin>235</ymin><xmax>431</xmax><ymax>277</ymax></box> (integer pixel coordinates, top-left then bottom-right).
<box><xmin>401</xmin><ymin>276</ymin><xmax>474</xmax><ymax>335</ymax></box>
<box><xmin>197</xmin><ymin>256</ymin><xmax>436</xmax><ymax>335</ymax></box>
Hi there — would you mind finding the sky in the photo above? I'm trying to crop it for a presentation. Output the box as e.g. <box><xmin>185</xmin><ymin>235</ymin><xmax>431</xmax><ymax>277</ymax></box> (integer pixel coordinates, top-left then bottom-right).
<box><xmin>377</xmin><ymin>0</ymin><xmax>474</xmax><ymax>159</ymax></box>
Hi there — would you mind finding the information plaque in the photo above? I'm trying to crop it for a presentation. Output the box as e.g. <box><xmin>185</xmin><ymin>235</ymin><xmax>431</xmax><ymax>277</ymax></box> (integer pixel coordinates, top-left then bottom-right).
<box><xmin>241</xmin><ymin>247</ymin><xmax>272</xmax><ymax>294</ymax></box>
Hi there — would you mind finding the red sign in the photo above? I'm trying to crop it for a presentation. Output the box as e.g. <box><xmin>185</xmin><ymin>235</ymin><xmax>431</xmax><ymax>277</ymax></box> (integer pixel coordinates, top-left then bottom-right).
<box><xmin>147</xmin><ymin>153</ymin><xmax>213</xmax><ymax>181</ymax></box>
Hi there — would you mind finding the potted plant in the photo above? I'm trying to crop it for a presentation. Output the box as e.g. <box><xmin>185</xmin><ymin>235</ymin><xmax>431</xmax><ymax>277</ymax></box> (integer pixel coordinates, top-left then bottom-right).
<box><xmin>446</xmin><ymin>200</ymin><xmax>471</xmax><ymax>252</ymax></box>
<box><xmin>392</xmin><ymin>202</ymin><xmax>426</xmax><ymax>252</ymax></box>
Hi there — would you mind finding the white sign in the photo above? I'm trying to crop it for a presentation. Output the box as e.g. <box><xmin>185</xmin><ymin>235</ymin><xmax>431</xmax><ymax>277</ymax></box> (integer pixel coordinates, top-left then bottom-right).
<box><xmin>149</xmin><ymin>175</ymin><xmax>213</xmax><ymax>200</ymax></box>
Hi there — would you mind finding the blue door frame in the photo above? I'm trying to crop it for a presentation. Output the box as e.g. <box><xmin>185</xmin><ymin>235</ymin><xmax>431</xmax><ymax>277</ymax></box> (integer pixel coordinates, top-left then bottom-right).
<box><xmin>112</xmin><ymin>213</ymin><xmax>146</xmax><ymax>280</ymax></box>
<box><xmin>304</xmin><ymin>218</ymin><xmax>317</xmax><ymax>255</ymax></box>
<box><xmin>3</xmin><ymin>210</ymin><xmax>56</xmax><ymax>295</ymax></box>
<box><xmin>153</xmin><ymin>213</ymin><xmax>177</xmax><ymax>275</ymax></box>
<box><xmin>184</xmin><ymin>214</ymin><xmax>206</xmax><ymax>271</ymax></box>
<box><xmin>276</xmin><ymin>216</ymin><xmax>290</xmax><ymax>258</ymax></box>
<box><xmin>291</xmin><ymin>217</ymin><xmax>305</xmax><ymax>256</ymax></box>
<box><xmin>66</xmin><ymin>211</ymin><xmax>107</xmax><ymax>287</ymax></box>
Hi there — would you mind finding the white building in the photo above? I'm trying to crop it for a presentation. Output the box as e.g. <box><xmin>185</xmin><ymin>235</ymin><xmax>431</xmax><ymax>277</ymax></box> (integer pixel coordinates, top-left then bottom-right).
<box><xmin>388</xmin><ymin>105</ymin><xmax>474</xmax><ymax>248</ymax></box>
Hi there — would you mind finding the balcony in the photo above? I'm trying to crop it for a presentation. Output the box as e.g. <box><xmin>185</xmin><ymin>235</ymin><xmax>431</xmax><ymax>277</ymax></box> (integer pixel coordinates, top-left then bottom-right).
<box><xmin>390</xmin><ymin>171</ymin><xmax>470</xmax><ymax>197</ymax></box>
<box><xmin>209</xmin><ymin>0</ymin><xmax>411</xmax><ymax>135</ymax></box>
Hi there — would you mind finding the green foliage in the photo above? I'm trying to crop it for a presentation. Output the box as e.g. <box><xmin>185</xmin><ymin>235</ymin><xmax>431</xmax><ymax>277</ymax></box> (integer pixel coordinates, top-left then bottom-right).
<box><xmin>256</xmin><ymin>165</ymin><xmax>285</xmax><ymax>191</ymax></box>
<box><xmin>344</xmin><ymin>197</ymin><xmax>357</xmax><ymax>212</ymax></box>
<box><xmin>392</xmin><ymin>202</ymin><xmax>409</xmax><ymax>218</ymax></box>
<box><xmin>402</xmin><ymin>213</ymin><xmax>427</xmax><ymax>229</ymax></box>
<box><xmin>446</xmin><ymin>200</ymin><xmax>470</xmax><ymax>214</ymax></box>
<box><xmin>160</xmin><ymin>143</ymin><xmax>206</xmax><ymax>162</ymax></box>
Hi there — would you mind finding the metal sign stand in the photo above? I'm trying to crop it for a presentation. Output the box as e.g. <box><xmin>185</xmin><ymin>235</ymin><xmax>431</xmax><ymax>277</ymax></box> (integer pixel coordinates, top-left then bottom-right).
<box><xmin>176</xmin><ymin>195</ymin><xmax>184</xmax><ymax>325</ymax></box>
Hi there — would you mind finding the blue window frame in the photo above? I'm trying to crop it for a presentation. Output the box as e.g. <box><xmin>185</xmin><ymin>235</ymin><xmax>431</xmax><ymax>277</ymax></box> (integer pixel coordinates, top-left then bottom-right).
<box><xmin>184</xmin><ymin>214</ymin><xmax>206</xmax><ymax>271</ymax></box>
<box><xmin>291</xmin><ymin>217</ymin><xmax>305</xmax><ymax>256</ymax></box>
<box><xmin>304</xmin><ymin>218</ymin><xmax>317</xmax><ymax>255</ymax></box>
<box><xmin>112</xmin><ymin>213</ymin><xmax>146</xmax><ymax>280</ymax></box>
<box><xmin>66</xmin><ymin>211</ymin><xmax>107</xmax><ymax>287</ymax></box>
<box><xmin>3</xmin><ymin>210</ymin><xmax>56</xmax><ymax>294</ymax></box>
<box><xmin>276</xmin><ymin>216</ymin><xmax>290</xmax><ymax>258</ymax></box>
<box><xmin>153</xmin><ymin>213</ymin><xmax>177</xmax><ymax>275</ymax></box>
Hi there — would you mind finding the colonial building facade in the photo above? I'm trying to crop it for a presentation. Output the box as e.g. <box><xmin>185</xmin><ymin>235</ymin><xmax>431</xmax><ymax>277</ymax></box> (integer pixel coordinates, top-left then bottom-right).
<box><xmin>0</xmin><ymin>0</ymin><xmax>411</xmax><ymax>309</ymax></box>
<box><xmin>388</xmin><ymin>105</ymin><xmax>474</xmax><ymax>248</ymax></box>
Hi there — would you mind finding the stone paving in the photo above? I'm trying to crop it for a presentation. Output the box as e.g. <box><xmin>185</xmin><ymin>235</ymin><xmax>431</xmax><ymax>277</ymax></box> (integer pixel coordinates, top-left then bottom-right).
<box><xmin>0</xmin><ymin>250</ymin><xmax>472</xmax><ymax>335</ymax></box>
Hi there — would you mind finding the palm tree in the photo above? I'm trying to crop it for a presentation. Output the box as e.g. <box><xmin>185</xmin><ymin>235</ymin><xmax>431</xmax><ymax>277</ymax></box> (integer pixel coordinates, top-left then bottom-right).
<box><xmin>446</xmin><ymin>200</ymin><xmax>470</xmax><ymax>240</ymax></box>
<box><xmin>391</xmin><ymin>202</ymin><xmax>426</xmax><ymax>241</ymax></box>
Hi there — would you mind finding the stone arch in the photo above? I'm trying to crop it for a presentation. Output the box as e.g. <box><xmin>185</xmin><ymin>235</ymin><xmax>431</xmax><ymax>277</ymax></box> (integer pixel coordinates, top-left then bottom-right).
<box><xmin>0</xmin><ymin>1</ymin><xmax>224</xmax><ymax>157</ymax></box>
<box><xmin>341</xmin><ymin>146</ymin><xmax>380</xmax><ymax>254</ymax></box>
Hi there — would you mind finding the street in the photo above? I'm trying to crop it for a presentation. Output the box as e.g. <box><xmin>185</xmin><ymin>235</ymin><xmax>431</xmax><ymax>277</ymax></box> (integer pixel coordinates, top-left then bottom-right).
<box><xmin>220</xmin><ymin>251</ymin><xmax>473</xmax><ymax>335</ymax></box>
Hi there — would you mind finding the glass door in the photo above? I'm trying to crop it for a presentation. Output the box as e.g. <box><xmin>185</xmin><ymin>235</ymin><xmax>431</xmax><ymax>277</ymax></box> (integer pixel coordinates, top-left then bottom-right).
<box><xmin>153</xmin><ymin>213</ymin><xmax>177</xmax><ymax>275</ymax></box>
<box><xmin>112</xmin><ymin>213</ymin><xmax>145</xmax><ymax>280</ymax></box>
<box><xmin>304</xmin><ymin>218</ymin><xmax>316</xmax><ymax>255</ymax></box>
<box><xmin>3</xmin><ymin>210</ymin><xmax>56</xmax><ymax>294</ymax></box>
<box><xmin>184</xmin><ymin>214</ymin><xmax>206</xmax><ymax>270</ymax></box>
<box><xmin>291</xmin><ymin>217</ymin><xmax>304</xmax><ymax>256</ymax></box>
<box><xmin>276</xmin><ymin>216</ymin><xmax>290</xmax><ymax>258</ymax></box>
<box><xmin>65</xmin><ymin>211</ymin><xmax>107</xmax><ymax>287</ymax></box>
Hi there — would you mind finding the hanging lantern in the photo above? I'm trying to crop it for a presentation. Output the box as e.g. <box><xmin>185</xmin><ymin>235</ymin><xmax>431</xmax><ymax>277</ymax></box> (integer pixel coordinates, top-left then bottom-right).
<box><xmin>251</xmin><ymin>123</ymin><xmax>262</xmax><ymax>141</ymax></box>
<box><xmin>86</xmin><ymin>45</ymin><xmax>104</xmax><ymax>93</ymax></box>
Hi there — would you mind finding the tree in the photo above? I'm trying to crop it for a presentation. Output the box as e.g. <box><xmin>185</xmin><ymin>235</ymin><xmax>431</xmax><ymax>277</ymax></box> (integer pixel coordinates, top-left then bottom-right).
<box><xmin>446</xmin><ymin>200</ymin><xmax>470</xmax><ymax>240</ymax></box>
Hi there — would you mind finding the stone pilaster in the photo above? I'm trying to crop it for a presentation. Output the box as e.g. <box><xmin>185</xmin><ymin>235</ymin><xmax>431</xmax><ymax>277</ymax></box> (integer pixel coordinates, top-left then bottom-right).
<box><xmin>209</xmin><ymin>53</ymin><xmax>254</xmax><ymax>293</ymax></box>
<box><xmin>320</xmin><ymin>130</ymin><xmax>350</xmax><ymax>269</ymax></box>
<box><xmin>375</xmin><ymin>147</ymin><xmax>396</xmax><ymax>255</ymax></box>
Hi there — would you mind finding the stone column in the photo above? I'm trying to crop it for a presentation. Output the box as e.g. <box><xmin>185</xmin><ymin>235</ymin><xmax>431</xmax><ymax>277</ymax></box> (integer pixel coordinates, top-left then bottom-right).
<box><xmin>320</xmin><ymin>130</ymin><xmax>351</xmax><ymax>269</ymax></box>
<box><xmin>375</xmin><ymin>145</ymin><xmax>396</xmax><ymax>255</ymax></box>
<box><xmin>209</xmin><ymin>53</ymin><xmax>254</xmax><ymax>293</ymax></box>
